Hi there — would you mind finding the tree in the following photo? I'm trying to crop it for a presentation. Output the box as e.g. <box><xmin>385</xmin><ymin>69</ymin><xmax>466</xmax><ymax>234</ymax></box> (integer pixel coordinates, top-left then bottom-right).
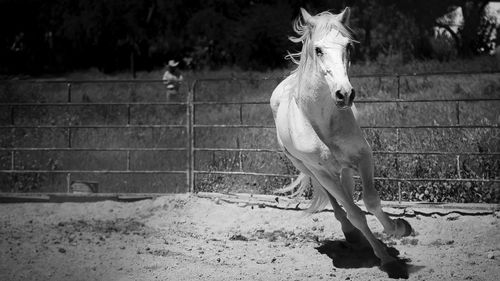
<box><xmin>231</xmin><ymin>1</ymin><xmax>294</xmax><ymax>70</ymax></box>
<box><xmin>459</xmin><ymin>0</ymin><xmax>490</xmax><ymax>56</ymax></box>
<box><xmin>434</xmin><ymin>0</ymin><xmax>491</xmax><ymax>57</ymax></box>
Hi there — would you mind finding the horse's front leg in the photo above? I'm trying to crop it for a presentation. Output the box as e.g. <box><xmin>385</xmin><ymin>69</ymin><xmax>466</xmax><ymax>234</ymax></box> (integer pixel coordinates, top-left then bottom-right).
<box><xmin>312</xmin><ymin>169</ymin><xmax>402</xmax><ymax>272</ymax></box>
<box><xmin>318</xmin><ymin>169</ymin><xmax>368</xmax><ymax>246</ymax></box>
<box><xmin>358</xmin><ymin>149</ymin><xmax>412</xmax><ymax>237</ymax></box>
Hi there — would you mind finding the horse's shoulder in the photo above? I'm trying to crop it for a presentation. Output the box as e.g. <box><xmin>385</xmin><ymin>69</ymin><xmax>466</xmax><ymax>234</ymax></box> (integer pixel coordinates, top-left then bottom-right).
<box><xmin>281</xmin><ymin>97</ymin><xmax>324</xmax><ymax>154</ymax></box>
<box><xmin>270</xmin><ymin>74</ymin><xmax>297</xmax><ymax>107</ymax></box>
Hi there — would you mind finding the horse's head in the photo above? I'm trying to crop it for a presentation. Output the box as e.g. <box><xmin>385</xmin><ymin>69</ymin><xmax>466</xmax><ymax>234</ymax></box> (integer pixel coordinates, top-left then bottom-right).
<box><xmin>290</xmin><ymin>8</ymin><xmax>356</xmax><ymax>109</ymax></box>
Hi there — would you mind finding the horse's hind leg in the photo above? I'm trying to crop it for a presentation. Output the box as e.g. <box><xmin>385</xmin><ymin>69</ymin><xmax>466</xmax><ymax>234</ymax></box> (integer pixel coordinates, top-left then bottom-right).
<box><xmin>358</xmin><ymin>151</ymin><xmax>412</xmax><ymax>237</ymax></box>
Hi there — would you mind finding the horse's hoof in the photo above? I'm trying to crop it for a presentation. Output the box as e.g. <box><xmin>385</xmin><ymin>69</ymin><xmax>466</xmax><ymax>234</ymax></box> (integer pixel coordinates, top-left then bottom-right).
<box><xmin>381</xmin><ymin>259</ymin><xmax>409</xmax><ymax>279</ymax></box>
<box><xmin>394</xmin><ymin>218</ymin><xmax>413</xmax><ymax>237</ymax></box>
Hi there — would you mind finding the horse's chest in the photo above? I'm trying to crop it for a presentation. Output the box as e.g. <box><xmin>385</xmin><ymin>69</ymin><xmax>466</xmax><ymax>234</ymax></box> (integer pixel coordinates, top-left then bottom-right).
<box><xmin>277</xmin><ymin>100</ymin><xmax>334</xmax><ymax>163</ymax></box>
<box><xmin>277</xmin><ymin>99</ymin><xmax>363</xmax><ymax>169</ymax></box>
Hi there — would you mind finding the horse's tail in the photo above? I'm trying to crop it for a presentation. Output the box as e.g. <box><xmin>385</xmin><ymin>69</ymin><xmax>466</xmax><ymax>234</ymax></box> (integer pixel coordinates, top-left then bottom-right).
<box><xmin>274</xmin><ymin>172</ymin><xmax>330</xmax><ymax>213</ymax></box>
<box><xmin>306</xmin><ymin>175</ymin><xmax>330</xmax><ymax>213</ymax></box>
<box><xmin>273</xmin><ymin>172</ymin><xmax>309</xmax><ymax>197</ymax></box>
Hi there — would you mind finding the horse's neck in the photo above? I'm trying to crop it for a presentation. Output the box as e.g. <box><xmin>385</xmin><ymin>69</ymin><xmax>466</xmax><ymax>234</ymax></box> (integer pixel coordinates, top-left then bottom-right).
<box><xmin>296</xmin><ymin>73</ymin><xmax>334</xmax><ymax>118</ymax></box>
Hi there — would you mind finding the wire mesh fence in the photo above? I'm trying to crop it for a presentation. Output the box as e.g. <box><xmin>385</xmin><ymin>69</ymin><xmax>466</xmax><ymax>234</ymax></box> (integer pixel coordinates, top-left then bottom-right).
<box><xmin>0</xmin><ymin>71</ymin><xmax>499</xmax><ymax>202</ymax></box>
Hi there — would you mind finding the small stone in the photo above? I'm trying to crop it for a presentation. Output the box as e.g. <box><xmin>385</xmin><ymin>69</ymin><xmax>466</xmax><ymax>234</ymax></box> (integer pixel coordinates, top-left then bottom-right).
<box><xmin>487</xmin><ymin>253</ymin><xmax>495</xmax><ymax>259</ymax></box>
<box><xmin>229</xmin><ymin>234</ymin><xmax>248</xmax><ymax>241</ymax></box>
<box><xmin>58</xmin><ymin>248</ymin><xmax>66</xmax><ymax>253</ymax></box>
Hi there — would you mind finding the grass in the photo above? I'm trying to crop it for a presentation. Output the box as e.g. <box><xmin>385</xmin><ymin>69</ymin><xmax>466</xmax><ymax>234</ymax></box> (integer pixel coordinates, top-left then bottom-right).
<box><xmin>0</xmin><ymin>56</ymin><xmax>499</xmax><ymax>202</ymax></box>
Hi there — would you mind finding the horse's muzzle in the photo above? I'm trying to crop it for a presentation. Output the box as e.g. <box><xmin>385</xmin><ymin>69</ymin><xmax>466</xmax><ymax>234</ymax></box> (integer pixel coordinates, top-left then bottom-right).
<box><xmin>335</xmin><ymin>89</ymin><xmax>355</xmax><ymax>109</ymax></box>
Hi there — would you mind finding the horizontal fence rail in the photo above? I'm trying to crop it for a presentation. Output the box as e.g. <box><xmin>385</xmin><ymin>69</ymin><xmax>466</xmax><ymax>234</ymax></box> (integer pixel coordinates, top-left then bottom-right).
<box><xmin>192</xmin><ymin>124</ymin><xmax>498</xmax><ymax>129</ymax></box>
<box><xmin>193</xmin><ymin>170</ymin><xmax>500</xmax><ymax>183</ymax></box>
<box><xmin>192</xmin><ymin>147</ymin><xmax>499</xmax><ymax>155</ymax></box>
<box><xmin>1</xmin><ymin>70</ymin><xmax>499</xmax><ymax>198</ymax></box>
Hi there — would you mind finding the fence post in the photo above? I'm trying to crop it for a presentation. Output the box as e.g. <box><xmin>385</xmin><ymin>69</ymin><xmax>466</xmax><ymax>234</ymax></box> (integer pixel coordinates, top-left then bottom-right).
<box><xmin>66</xmin><ymin>173</ymin><xmax>71</xmax><ymax>193</ymax></box>
<box><xmin>10</xmin><ymin>151</ymin><xmax>14</xmax><ymax>170</ymax></box>
<box><xmin>455</xmin><ymin>100</ymin><xmax>461</xmax><ymax>179</ymax></box>
<box><xmin>67</xmin><ymin>82</ymin><xmax>72</xmax><ymax>151</ymax></box>
<box><xmin>456</xmin><ymin>155</ymin><xmax>461</xmax><ymax>179</ymax></box>
<box><xmin>396</xmin><ymin>132</ymin><xmax>402</xmax><ymax>204</ymax></box>
<box><xmin>187</xmin><ymin>80</ymin><xmax>196</xmax><ymax>193</ymax></box>
<box><xmin>10</xmin><ymin>106</ymin><xmax>15</xmax><ymax>125</ymax></box>
<box><xmin>67</xmin><ymin>83</ymin><xmax>72</xmax><ymax>103</ymax></box>
<box><xmin>396</xmin><ymin>74</ymin><xmax>402</xmax><ymax>204</ymax></box>
<box><xmin>238</xmin><ymin>84</ymin><xmax>243</xmax><ymax>172</ymax></box>
<box><xmin>126</xmin><ymin>151</ymin><xmax>131</xmax><ymax>171</ymax></box>
<box><xmin>67</xmin><ymin>128</ymin><xmax>72</xmax><ymax>148</ymax></box>
<box><xmin>127</xmin><ymin>104</ymin><xmax>131</xmax><ymax>125</ymax></box>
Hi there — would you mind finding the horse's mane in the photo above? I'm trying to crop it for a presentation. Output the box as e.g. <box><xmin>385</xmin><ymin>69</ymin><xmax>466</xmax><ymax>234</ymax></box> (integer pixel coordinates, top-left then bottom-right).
<box><xmin>286</xmin><ymin>10</ymin><xmax>355</xmax><ymax>76</ymax></box>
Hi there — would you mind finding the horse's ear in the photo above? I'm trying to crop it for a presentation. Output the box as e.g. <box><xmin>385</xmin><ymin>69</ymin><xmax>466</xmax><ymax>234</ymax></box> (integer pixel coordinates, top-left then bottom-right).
<box><xmin>338</xmin><ymin>7</ymin><xmax>351</xmax><ymax>25</ymax></box>
<box><xmin>300</xmin><ymin>8</ymin><xmax>315</xmax><ymax>26</ymax></box>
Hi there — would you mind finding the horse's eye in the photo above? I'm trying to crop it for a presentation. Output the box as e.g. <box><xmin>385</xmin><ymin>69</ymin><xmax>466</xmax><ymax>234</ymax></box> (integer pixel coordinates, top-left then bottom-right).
<box><xmin>315</xmin><ymin>47</ymin><xmax>323</xmax><ymax>56</ymax></box>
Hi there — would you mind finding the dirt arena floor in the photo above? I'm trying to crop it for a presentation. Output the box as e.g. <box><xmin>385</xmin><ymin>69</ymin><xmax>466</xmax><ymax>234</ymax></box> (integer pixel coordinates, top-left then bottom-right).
<box><xmin>0</xmin><ymin>194</ymin><xmax>499</xmax><ymax>281</ymax></box>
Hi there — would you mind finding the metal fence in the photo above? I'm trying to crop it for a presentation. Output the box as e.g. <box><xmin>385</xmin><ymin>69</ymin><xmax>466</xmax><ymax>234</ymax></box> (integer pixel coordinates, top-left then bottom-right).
<box><xmin>0</xmin><ymin>70</ymin><xmax>499</xmax><ymax>197</ymax></box>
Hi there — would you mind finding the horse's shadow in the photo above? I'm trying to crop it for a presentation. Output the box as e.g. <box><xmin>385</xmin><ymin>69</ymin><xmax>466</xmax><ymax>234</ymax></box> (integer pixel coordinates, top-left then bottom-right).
<box><xmin>316</xmin><ymin>239</ymin><xmax>419</xmax><ymax>279</ymax></box>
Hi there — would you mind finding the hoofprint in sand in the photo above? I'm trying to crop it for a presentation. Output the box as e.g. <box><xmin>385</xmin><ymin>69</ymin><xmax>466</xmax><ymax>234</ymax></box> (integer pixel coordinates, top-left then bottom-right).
<box><xmin>0</xmin><ymin>194</ymin><xmax>498</xmax><ymax>281</ymax></box>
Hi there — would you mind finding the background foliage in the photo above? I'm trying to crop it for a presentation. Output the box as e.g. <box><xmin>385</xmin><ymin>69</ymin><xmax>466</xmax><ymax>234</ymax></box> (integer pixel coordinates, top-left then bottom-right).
<box><xmin>0</xmin><ymin>0</ymin><xmax>497</xmax><ymax>74</ymax></box>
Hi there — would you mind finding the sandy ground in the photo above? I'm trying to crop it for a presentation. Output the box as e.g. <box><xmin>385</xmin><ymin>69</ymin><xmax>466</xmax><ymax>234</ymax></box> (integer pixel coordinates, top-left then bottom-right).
<box><xmin>0</xmin><ymin>194</ymin><xmax>499</xmax><ymax>281</ymax></box>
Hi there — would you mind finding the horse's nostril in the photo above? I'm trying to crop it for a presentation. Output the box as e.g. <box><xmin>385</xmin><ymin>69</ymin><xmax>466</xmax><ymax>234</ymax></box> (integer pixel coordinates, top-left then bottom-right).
<box><xmin>349</xmin><ymin>89</ymin><xmax>356</xmax><ymax>102</ymax></box>
<box><xmin>335</xmin><ymin>90</ymin><xmax>344</xmax><ymax>100</ymax></box>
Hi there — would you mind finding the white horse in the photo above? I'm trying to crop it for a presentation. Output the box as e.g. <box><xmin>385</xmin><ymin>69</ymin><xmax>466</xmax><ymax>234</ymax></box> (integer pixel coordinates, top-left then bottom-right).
<box><xmin>270</xmin><ymin>8</ymin><xmax>413</xmax><ymax>277</ymax></box>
